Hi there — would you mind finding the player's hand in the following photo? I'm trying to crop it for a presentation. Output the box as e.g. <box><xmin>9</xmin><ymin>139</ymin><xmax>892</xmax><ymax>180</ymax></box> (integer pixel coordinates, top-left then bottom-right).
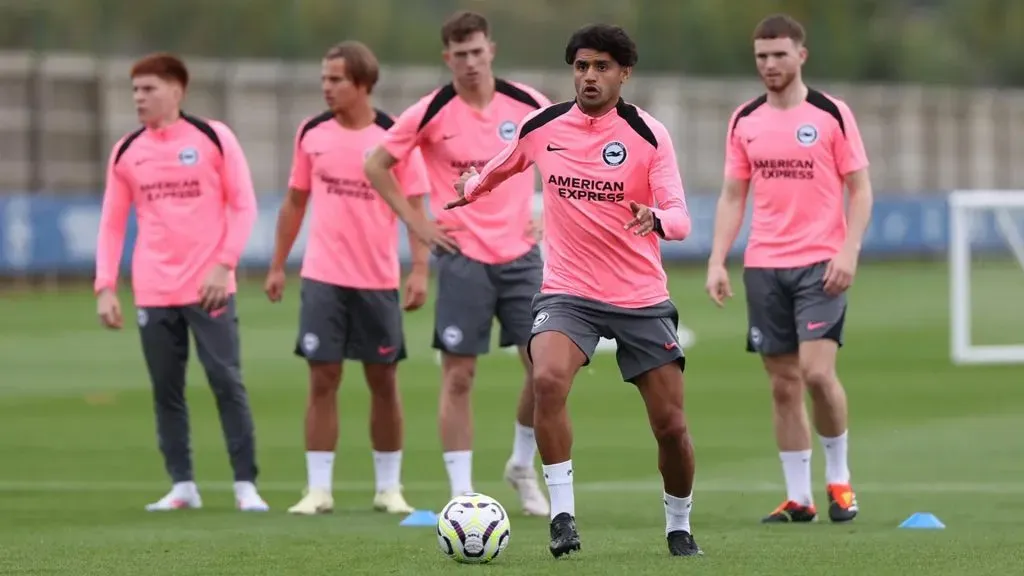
<box><xmin>624</xmin><ymin>201</ymin><xmax>656</xmax><ymax>236</ymax></box>
<box><xmin>526</xmin><ymin>218</ymin><xmax>543</xmax><ymax>241</ymax></box>
<box><xmin>97</xmin><ymin>289</ymin><xmax>123</xmax><ymax>330</ymax></box>
<box><xmin>823</xmin><ymin>247</ymin><xmax>858</xmax><ymax>296</ymax></box>
<box><xmin>705</xmin><ymin>263</ymin><xmax>733</xmax><ymax>308</ymax></box>
<box><xmin>264</xmin><ymin>267</ymin><xmax>286</xmax><ymax>303</ymax></box>
<box><xmin>199</xmin><ymin>263</ymin><xmax>230</xmax><ymax>312</ymax></box>
<box><xmin>402</xmin><ymin>268</ymin><xmax>428</xmax><ymax>311</ymax></box>
<box><xmin>410</xmin><ymin>218</ymin><xmax>459</xmax><ymax>253</ymax></box>
<box><xmin>444</xmin><ymin>167</ymin><xmax>478</xmax><ymax>210</ymax></box>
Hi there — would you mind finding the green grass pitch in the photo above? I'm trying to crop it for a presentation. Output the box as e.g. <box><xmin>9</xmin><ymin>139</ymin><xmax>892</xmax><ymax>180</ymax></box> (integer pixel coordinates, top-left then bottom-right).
<box><xmin>1</xmin><ymin>261</ymin><xmax>1023</xmax><ymax>575</ymax></box>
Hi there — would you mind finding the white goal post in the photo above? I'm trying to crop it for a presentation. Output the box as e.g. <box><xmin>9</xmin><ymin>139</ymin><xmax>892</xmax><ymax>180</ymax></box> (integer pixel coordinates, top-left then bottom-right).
<box><xmin>948</xmin><ymin>190</ymin><xmax>1024</xmax><ymax>365</ymax></box>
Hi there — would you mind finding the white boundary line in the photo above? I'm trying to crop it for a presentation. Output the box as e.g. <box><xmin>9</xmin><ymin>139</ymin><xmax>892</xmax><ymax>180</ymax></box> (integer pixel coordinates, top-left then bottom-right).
<box><xmin>0</xmin><ymin>479</ymin><xmax>1020</xmax><ymax>495</ymax></box>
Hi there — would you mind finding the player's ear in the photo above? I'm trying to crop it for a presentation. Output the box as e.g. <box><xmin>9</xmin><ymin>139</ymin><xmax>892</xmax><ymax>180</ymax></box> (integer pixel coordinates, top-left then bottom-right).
<box><xmin>489</xmin><ymin>41</ymin><xmax>497</xmax><ymax>58</ymax></box>
<box><xmin>796</xmin><ymin>43</ymin><xmax>808</xmax><ymax>64</ymax></box>
<box><xmin>621</xmin><ymin>66</ymin><xmax>632</xmax><ymax>84</ymax></box>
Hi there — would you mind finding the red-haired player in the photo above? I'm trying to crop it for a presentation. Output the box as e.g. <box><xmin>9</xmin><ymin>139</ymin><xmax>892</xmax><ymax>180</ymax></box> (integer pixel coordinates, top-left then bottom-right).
<box><xmin>94</xmin><ymin>53</ymin><xmax>267</xmax><ymax>512</ymax></box>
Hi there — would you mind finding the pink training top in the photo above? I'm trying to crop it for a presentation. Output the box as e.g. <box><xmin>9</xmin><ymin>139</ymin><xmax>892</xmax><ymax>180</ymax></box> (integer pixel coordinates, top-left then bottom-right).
<box><xmin>95</xmin><ymin>114</ymin><xmax>258</xmax><ymax>307</ymax></box>
<box><xmin>461</xmin><ymin>98</ymin><xmax>691</xmax><ymax>309</ymax></box>
<box><xmin>289</xmin><ymin>109</ymin><xmax>429</xmax><ymax>290</ymax></box>
<box><xmin>725</xmin><ymin>89</ymin><xmax>869</xmax><ymax>268</ymax></box>
<box><xmin>381</xmin><ymin>79</ymin><xmax>551</xmax><ymax>265</ymax></box>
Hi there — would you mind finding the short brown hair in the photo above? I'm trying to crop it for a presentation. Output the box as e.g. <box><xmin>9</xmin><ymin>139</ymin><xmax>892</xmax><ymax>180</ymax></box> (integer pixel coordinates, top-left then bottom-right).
<box><xmin>752</xmin><ymin>14</ymin><xmax>806</xmax><ymax>44</ymax></box>
<box><xmin>130</xmin><ymin>53</ymin><xmax>189</xmax><ymax>88</ymax></box>
<box><xmin>324</xmin><ymin>41</ymin><xmax>380</xmax><ymax>93</ymax></box>
<box><xmin>441</xmin><ymin>11</ymin><xmax>489</xmax><ymax>46</ymax></box>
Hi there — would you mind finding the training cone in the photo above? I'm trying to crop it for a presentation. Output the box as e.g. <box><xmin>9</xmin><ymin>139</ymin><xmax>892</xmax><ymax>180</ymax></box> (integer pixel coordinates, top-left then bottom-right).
<box><xmin>898</xmin><ymin>512</ymin><xmax>945</xmax><ymax>529</ymax></box>
<box><xmin>400</xmin><ymin>510</ymin><xmax>438</xmax><ymax>527</ymax></box>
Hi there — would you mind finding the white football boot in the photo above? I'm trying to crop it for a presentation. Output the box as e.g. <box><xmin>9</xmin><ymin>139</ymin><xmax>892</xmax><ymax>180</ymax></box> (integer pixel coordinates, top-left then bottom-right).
<box><xmin>234</xmin><ymin>482</ymin><xmax>270</xmax><ymax>512</ymax></box>
<box><xmin>373</xmin><ymin>486</ymin><xmax>415</xmax><ymax>514</ymax></box>
<box><xmin>145</xmin><ymin>482</ymin><xmax>203</xmax><ymax>512</ymax></box>
<box><xmin>504</xmin><ymin>459</ymin><xmax>550</xmax><ymax>516</ymax></box>
<box><xmin>287</xmin><ymin>488</ymin><xmax>334</xmax><ymax>515</ymax></box>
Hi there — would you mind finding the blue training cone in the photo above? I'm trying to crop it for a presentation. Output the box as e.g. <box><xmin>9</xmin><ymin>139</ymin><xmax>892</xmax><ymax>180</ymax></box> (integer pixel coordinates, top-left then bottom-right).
<box><xmin>898</xmin><ymin>512</ymin><xmax>945</xmax><ymax>529</ymax></box>
<box><xmin>400</xmin><ymin>510</ymin><xmax>439</xmax><ymax>527</ymax></box>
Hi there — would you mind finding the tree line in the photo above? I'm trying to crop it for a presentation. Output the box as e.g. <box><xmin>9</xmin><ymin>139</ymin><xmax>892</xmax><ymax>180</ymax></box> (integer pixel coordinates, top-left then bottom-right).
<box><xmin>2</xmin><ymin>0</ymin><xmax>1021</xmax><ymax>86</ymax></box>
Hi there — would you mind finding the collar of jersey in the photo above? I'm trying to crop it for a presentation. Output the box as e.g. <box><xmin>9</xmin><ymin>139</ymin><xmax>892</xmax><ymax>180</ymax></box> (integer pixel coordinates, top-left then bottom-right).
<box><xmin>570</xmin><ymin>97</ymin><xmax>627</xmax><ymax>126</ymax></box>
<box><xmin>144</xmin><ymin>114</ymin><xmax>190</xmax><ymax>140</ymax></box>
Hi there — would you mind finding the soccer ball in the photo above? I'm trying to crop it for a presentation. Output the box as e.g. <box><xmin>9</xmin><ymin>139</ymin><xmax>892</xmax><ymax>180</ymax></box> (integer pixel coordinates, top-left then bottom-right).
<box><xmin>436</xmin><ymin>492</ymin><xmax>511</xmax><ymax>563</ymax></box>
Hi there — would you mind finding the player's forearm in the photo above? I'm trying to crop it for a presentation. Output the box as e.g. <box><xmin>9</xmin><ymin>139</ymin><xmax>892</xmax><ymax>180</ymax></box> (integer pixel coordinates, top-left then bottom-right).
<box><xmin>218</xmin><ymin>192</ymin><xmax>258</xmax><ymax>269</ymax></box>
<box><xmin>365</xmin><ymin>154</ymin><xmax>424</xmax><ymax>227</ymax></box>
<box><xmin>269</xmin><ymin>191</ymin><xmax>308</xmax><ymax>271</ymax></box>
<box><xmin>464</xmin><ymin>143</ymin><xmax>531</xmax><ymax>202</ymax></box>
<box><xmin>94</xmin><ymin>195</ymin><xmax>130</xmax><ymax>293</ymax></box>
<box><xmin>407</xmin><ymin>196</ymin><xmax>430</xmax><ymax>273</ymax></box>
<box><xmin>843</xmin><ymin>172</ymin><xmax>874</xmax><ymax>252</ymax></box>
<box><xmin>650</xmin><ymin>204</ymin><xmax>692</xmax><ymax>241</ymax></box>
<box><xmin>708</xmin><ymin>190</ymin><xmax>747</xmax><ymax>266</ymax></box>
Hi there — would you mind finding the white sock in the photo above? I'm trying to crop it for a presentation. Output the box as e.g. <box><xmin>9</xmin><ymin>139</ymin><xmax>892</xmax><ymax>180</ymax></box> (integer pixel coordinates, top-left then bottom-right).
<box><xmin>373</xmin><ymin>450</ymin><xmax>403</xmax><ymax>492</ymax></box>
<box><xmin>819</xmin><ymin>431</ymin><xmax>851</xmax><ymax>485</ymax></box>
<box><xmin>443</xmin><ymin>450</ymin><xmax>473</xmax><ymax>497</ymax></box>
<box><xmin>510</xmin><ymin>422</ymin><xmax>537</xmax><ymax>468</ymax></box>
<box><xmin>779</xmin><ymin>450</ymin><xmax>813</xmax><ymax>506</ymax></box>
<box><xmin>664</xmin><ymin>492</ymin><xmax>692</xmax><ymax>535</ymax></box>
<box><xmin>542</xmin><ymin>460</ymin><xmax>575</xmax><ymax>520</ymax></box>
<box><xmin>306</xmin><ymin>451</ymin><xmax>335</xmax><ymax>491</ymax></box>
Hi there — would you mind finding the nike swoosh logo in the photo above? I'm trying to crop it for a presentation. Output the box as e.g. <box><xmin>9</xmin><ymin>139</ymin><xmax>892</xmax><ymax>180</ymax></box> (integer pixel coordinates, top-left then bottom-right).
<box><xmin>546</xmin><ymin>144</ymin><xmax>567</xmax><ymax>152</ymax></box>
<box><xmin>442</xmin><ymin>134</ymin><xmax>457</xmax><ymax>140</ymax></box>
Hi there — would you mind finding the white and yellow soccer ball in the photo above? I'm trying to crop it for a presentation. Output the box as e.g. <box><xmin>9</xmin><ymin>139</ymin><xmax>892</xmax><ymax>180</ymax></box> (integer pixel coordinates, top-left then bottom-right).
<box><xmin>436</xmin><ymin>492</ymin><xmax>511</xmax><ymax>563</ymax></box>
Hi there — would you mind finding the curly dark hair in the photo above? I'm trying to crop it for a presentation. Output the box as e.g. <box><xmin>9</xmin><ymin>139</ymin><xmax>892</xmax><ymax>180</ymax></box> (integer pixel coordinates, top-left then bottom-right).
<box><xmin>564</xmin><ymin>24</ymin><xmax>638</xmax><ymax>68</ymax></box>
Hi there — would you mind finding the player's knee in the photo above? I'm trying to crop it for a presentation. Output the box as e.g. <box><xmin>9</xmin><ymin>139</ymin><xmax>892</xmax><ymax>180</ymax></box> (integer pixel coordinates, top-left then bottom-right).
<box><xmin>651</xmin><ymin>410</ymin><xmax>688</xmax><ymax>446</ymax></box>
<box><xmin>442</xmin><ymin>359</ymin><xmax>476</xmax><ymax>398</ymax></box>
<box><xmin>769</xmin><ymin>373</ymin><xmax>803</xmax><ymax>407</ymax></box>
<box><xmin>308</xmin><ymin>362</ymin><xmax>341</xmax><ymax>398</ymax></box>
<box><xmin>531</xmin><ymin>364</ymin><xmax>572</xmax><ymax>407</ymax></box>
<box><xmin>364</xmin><ymin>364</ymin><xmax>398</xmax><ymax>399</ymax></box>
<box><xmin>800</xmin><ymin>364</ymin><xmax>837</xmax><ymax>392</ymax></box>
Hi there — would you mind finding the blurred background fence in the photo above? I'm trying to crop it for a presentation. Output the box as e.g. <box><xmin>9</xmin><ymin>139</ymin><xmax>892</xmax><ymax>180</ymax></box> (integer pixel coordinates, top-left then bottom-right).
<box><xmin>1</xmin><ymin>0</ymin><xmax>1023</xmax><ymax>276</ymax></box>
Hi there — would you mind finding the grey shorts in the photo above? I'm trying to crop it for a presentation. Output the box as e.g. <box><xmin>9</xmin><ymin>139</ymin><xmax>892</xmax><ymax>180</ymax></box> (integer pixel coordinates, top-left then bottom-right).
<box><xmin>528</xmin><ymin>293</ymin><xmax>685</xmax><ymax>383</ymax></box>
<box><xmin>294</xmin><ymin>278</ymin><xmax>406</xmax><ymax>364</ymax></box>
<box><xmin>743</xmin><ymin>260</ymin><xmax>847</xmax><ymax>356</ymax></box>
<box><xmin>433</xmin><ymin>245</ymin><xmax>543</xmax><ymax>356</ymax></box>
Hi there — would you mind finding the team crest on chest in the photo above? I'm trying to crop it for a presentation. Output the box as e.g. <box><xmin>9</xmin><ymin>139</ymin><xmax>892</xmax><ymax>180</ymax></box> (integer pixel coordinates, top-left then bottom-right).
<box><xmin>601</xmin><ymin>141</ymin><xmax>627</xmax><ymax>167</ymax></box>
<box><xmin>178</xmin><ymin>146</ymin><xmax>199</xmax><ymax>165</ymax></box>
<box><xmin>498</xmin><ymin>120</ymin><xmax>517</xmax><ymax>141</ymax></box>
<box><xmin>795</xmin><ymin>124</ymin><xmax>818</xmax><ymax>146</ymax></box>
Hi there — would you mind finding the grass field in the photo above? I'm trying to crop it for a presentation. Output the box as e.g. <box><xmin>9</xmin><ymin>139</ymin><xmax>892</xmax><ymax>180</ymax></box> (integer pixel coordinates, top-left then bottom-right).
<box><xmin>1</xmin><ymin>261</ymin><xmax>1023</xmax><ymax>575</ymax></box>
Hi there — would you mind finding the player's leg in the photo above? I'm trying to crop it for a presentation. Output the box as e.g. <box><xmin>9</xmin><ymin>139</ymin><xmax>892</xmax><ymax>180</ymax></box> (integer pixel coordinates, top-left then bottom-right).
<box><xmin>432</xmin><ymin>250</ymin><xmax>497</xmax><ymax>498</ymax></box>
<box><xmin>792</xmin><ymin>261</ymin><xmax>856</xmax><ymax>522</ymax></box>
<box><xmin>494</xmin><ymin>245</ymin><xmax>549</xmax><ymax>516</ymax></box>
<box><xmin>288</xmin><ymin>279</ymin><xmax>349</xmax><ymax>514</ymax></box>
<box><xmin>136</xmin><ymin>306</ymin><xmax>201</xmax><ymax>511</ymax></box>
<box><xmin>610</xmin><ymin>302</ymin><xmax>701</xmax><ymax>557</ymax></box>
<box><xmin>183</xmin><ymin>297</ymin><xmax>267</xmax><ymax>512</ymax></box>
<box><xmin>529</xmin><ymin>294</ymin><xmax>600</xmax><ymax>558</ymax></box>
<box><xmin>346</xmin><ymin>288</ymin><xmax>414</xmax><ymax>514</ymax></box>
<box><xmin>743</xmin><ymin>267</ymin><xmax>816</xmax><ymax>523</ymax></box>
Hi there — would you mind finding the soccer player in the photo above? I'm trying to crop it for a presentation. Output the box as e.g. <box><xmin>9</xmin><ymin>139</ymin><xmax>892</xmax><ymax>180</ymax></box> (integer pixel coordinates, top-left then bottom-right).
<box><xmin>705</xmin><ymin>14</ymin><xmax>873</xmax><ymax>524</ymax></box>
<box><xmin>444</xmin><ymin>24</ymin><xmax>701</xmax><ymax>558</ymax></box>
<box><xmin>94</xmin><ymin>53</ymin><xmax>268</xmax><ymax>512</ymax></box>
<box><xmin>264</xmin><ymin>41</ymin><xmax>430</xmax><ymax>516</ymax></box>
<box><xmin>364</xmin><ymin>10</ymin><xmax>551</xmax><ymax>516</ymax></box>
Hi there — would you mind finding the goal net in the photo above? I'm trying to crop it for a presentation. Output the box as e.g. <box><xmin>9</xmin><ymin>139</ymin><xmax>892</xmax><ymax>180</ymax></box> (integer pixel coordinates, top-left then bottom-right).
<box><xmin>948</xmin><ymin>190</ymin><xmax>1024</xmax><ymax>365</ymax></box>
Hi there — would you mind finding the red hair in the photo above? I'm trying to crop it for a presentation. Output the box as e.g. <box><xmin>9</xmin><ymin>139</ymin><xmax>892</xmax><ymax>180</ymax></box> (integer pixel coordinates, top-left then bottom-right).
<box><xmin>130</xmin><ymin>53</ymin><xmax>189</xmax><ymax>88</ymax></box>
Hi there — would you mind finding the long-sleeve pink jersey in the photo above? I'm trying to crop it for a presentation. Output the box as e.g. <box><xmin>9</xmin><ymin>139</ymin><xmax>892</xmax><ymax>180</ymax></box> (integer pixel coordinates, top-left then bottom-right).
<box><xmin>462</xmin><ymin>98</ymin><xmax>691</xmax><ymax>308</ymax></box>
<box><xmin>94</xmin><ymin>114</ymin><xmax>258</xmax><ymax>307</ymax></box>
